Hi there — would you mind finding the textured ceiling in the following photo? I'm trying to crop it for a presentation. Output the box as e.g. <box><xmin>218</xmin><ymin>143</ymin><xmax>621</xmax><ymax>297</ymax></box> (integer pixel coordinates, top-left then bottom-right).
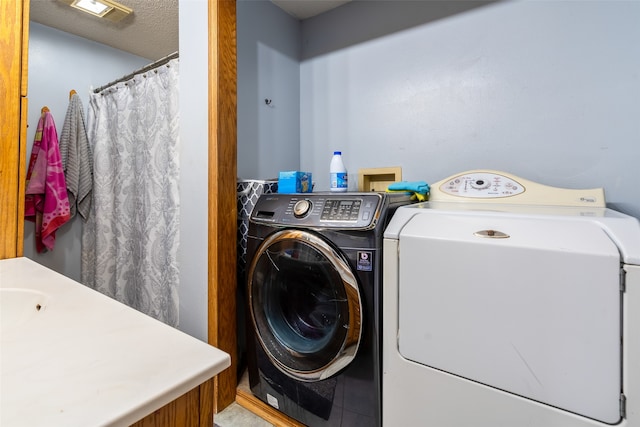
<box><xmin>30</xmin><ymin>0</ymin><xmax>179</xmax><ymax>60</ymax></box>
<box><xmin>29</xmin><ymin>0</ymin><xmax>350</xmax><ymax>61</ymax></box>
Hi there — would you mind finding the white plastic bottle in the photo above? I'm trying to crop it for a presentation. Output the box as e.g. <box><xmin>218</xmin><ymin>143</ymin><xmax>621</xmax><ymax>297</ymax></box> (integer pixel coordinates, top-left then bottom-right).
<box><xmin>330</xmin><ymin>151</ymin><xmax>348</xmax><ymax>192</ymax></box>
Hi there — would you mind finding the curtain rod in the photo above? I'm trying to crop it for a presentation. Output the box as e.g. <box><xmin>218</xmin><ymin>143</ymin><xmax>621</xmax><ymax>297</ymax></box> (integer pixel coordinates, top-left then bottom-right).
<box><xmin>93</xmin><ymin>51</ymin><xmax>179</xmax><ymax>94</ymax></box>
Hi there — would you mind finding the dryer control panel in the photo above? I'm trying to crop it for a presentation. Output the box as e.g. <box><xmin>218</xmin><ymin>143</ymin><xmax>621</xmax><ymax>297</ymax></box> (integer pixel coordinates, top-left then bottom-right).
<box><xmin>430</xmin><ymin>170</ymin><xmax>606</xmax><ymax>207</ymax></box>
<box><xmin>439</xmin><ymin>172</ymin><xmax>525</xmax><ymax>198</ymax></box>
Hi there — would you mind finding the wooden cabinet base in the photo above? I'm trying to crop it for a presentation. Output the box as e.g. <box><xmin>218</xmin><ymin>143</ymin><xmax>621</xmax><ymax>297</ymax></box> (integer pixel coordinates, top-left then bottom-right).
<box><xmin>130</xmin><ymin>378</ymin><xmax>214</xmax><ymax>427</ymax></box>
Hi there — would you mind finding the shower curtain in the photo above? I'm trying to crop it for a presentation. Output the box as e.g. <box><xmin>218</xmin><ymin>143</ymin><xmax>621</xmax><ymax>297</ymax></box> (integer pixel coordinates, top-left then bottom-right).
<box><xmin>82</xmin><ymin>58</ymin><xmax>180</xmax><ymax>326</ymax></box>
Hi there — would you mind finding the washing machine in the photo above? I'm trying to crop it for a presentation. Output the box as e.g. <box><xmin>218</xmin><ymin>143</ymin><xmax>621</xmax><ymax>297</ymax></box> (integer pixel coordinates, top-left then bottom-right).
<box><xmin>245</xmin><ymin>192</ymin><xmax>414</xmax><ymax>427</ymax></box>
<box><xmin>382</xmin><ymin>170</ymin><xmax>640</xmax><ymax>427</ymax></box>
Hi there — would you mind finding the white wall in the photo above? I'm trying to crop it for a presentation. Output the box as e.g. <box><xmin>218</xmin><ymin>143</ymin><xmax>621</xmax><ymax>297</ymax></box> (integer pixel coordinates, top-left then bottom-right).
<box><xmin>177</xmin><ymin>0</ymin><xmax>209</xmax><ymax>341</ymax></box>
<box><xmin>25</xmin><ymin>23</ymin><xmax>149</xmax><ymax>282</ymax></box>
<box><xmin>299</xmin><ymin>0</ymin><xmax>640</xmax><ymax>219</ymax></box>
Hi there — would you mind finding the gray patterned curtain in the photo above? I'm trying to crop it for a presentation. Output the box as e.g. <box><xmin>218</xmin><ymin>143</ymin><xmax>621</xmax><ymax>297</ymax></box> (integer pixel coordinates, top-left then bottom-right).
<box><xmin>82</xmin><ymin>58</ymin><xmax>180</xmax><ymax>326</ymax></box>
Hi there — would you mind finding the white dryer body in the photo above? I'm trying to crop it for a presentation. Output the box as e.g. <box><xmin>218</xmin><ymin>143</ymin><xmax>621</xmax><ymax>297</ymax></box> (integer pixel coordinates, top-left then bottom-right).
<box><xmin>383</xmin><ymin>170</ymin><xmax>640</xmax><ymax>426</ymax></box>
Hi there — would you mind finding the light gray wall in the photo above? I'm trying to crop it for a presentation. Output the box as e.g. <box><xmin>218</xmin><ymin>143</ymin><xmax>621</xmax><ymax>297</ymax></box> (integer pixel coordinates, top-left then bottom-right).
<box><xmin>25</xmin><ymin>23</ymin><xmax>149</xmax><ymax>282</ymax></box>
<box><xmin>298</xmin><ymin>0</ymin><xmax>640</xmax><ymax>218</ymax></box>
<box><xmin>237</xmin><ymin>0</ymin><xmax>301</xmax><ymax>180</ymax></box>
<box><xmin>177</xmin><ymin>0</ymin><xmax>208</xmax><ymax>341</ymax></box>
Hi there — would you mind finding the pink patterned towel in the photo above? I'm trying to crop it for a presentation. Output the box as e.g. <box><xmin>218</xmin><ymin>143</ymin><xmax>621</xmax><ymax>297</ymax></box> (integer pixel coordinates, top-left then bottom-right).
<box><xmin>25</xmin><ymin>111</ymin><xmax>71</xmax><ymax>253</ymax></box>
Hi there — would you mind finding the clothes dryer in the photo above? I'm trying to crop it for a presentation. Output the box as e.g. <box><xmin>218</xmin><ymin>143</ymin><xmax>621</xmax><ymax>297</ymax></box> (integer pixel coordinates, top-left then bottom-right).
<box><xmin>383</xmin><ymin>170</ymin><xmax>640</xmax><ymax>426</ymax></box>
<box><xmin>245</xmin><ymin>192</ymin><xmax>413</xmax><ymax>427</ymax></box>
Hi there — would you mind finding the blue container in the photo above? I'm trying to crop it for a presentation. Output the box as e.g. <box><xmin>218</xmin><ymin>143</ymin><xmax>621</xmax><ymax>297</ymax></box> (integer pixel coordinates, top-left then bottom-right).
<box><xmin>278</xmin><ymin>171</ymin><xmax>313</xmax><ymax>193</ymax></box>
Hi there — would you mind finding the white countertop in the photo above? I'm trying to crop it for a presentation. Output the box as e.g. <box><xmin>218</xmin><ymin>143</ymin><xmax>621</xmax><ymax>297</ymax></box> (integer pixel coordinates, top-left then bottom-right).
<box><xmin>0</xmin><ymin>257</ymin><xmax>231</xmax><ymax>427</ymax></box>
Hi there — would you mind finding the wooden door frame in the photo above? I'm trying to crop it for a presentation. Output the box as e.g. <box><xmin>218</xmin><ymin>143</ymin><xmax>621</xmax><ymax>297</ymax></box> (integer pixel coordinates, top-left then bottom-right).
<box><xmin>208</xmin><ymin>0</ymin><xmax>238</xmax><ymax>412</ymax></box>
<box><xmin>0</xmin><ymin>0</ymin><xmax>28</xmax><ymax>259</ymax></box>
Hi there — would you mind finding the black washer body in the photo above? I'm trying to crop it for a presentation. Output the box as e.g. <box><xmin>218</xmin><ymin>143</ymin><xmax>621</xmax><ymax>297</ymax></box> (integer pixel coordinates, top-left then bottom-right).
<box><xmin>244</xmin><ymin>192</ymin><xmax>413</xmax><ymax>427</ymax></box>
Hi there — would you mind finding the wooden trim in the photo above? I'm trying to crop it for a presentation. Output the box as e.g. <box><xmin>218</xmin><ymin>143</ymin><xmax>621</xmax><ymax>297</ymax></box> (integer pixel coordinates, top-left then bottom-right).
<box><xmin>0</xmin><ymin>0</ymin><xmax>27</xmax><ymax>260</ymax></box>
<box><xmin>21</xmin><ymin>0</ymin><xmax>29</xmax><ymax>97</ymax></box>
<box><xmin>17</xmin><ymin>96</ymin><xmax>27</xmax><ymax>256</ymax></box>
<box><xmin>17</xmin><ymin>0</ymin><xmax>28</xmax><ymax>256</ymax></box>
<box><xmin>208</xmin><ymin>0</ymin><xmax>238</xmax><ymax>412</ymax></box>
<box><xmin>236</xmin><ymin>389</ymin><xmax>305</xmax><ymax>427</ymax></box>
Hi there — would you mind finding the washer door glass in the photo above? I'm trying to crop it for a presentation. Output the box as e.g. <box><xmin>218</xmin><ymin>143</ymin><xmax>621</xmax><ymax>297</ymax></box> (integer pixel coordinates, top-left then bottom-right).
<box><xmin>249</xmin><ymin>229</ymin><xmax>362</xmax><ymax>382</ymax></box>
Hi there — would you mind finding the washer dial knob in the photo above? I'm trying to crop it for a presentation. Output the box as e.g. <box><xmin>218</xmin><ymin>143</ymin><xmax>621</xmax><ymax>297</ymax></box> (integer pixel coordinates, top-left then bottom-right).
<box><xmin>293</xmin><ymin>199</ymin><xmax>312</xmax><ymax>217</ymax></box>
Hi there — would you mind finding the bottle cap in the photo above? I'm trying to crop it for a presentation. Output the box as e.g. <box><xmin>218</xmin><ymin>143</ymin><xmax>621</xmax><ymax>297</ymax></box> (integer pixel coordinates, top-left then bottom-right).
<box><xmin>333</xmin><ymin>151</ymin><xmax>341</xmax><ymax>155</ymax></box>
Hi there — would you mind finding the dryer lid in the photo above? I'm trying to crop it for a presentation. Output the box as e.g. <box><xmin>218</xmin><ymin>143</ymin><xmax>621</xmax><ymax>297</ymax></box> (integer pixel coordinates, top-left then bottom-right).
<box><xmin>385</xmin><ymin>201</ymin><xmax>640</xmax><ymax>265</ymax></box>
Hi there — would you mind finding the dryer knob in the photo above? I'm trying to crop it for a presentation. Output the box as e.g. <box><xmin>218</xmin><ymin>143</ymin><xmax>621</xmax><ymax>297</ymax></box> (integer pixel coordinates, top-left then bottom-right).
<box><xmin>293</xmin><ymin>199</ymin><xmax>312</xmax><ymax>217</ymax></box>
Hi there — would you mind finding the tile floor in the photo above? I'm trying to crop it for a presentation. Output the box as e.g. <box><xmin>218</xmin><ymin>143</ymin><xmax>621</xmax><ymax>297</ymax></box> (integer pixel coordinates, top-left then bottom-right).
<box><xmin>215</xmin><ymin>402</ymin><xmax>274</xmax><ymax>427</ymax></box>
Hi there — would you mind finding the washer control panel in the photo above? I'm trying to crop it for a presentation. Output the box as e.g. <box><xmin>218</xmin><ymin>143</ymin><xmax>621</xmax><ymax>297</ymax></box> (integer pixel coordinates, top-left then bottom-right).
<box><xmin>320</xmin><ymin>199</ymin><xmax>363</xmax><ymax>221</ymax></box>
<box><xmin>440</xmin><ymin>172</ymin><xmax>525</xmax><ymax>198</ymax></box>
<box><xmin>251</xmin><ymin>193</ymin><xmax>385</xmax><ymax>229</ymax></box>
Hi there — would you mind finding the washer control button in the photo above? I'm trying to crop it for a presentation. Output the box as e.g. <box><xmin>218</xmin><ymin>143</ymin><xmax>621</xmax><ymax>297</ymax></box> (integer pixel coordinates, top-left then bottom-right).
<box><xmin>293</xmin><ymin>199</ymin><xmax>312</xmax><ymax>217</ymax></box>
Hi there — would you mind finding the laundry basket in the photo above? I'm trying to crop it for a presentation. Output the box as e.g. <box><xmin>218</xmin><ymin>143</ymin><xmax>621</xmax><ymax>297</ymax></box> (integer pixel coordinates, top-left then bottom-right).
<box><xmin>237</xmin><ymin>179</ymin><xmax>278</xmax><ymax>282</ymax></box>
